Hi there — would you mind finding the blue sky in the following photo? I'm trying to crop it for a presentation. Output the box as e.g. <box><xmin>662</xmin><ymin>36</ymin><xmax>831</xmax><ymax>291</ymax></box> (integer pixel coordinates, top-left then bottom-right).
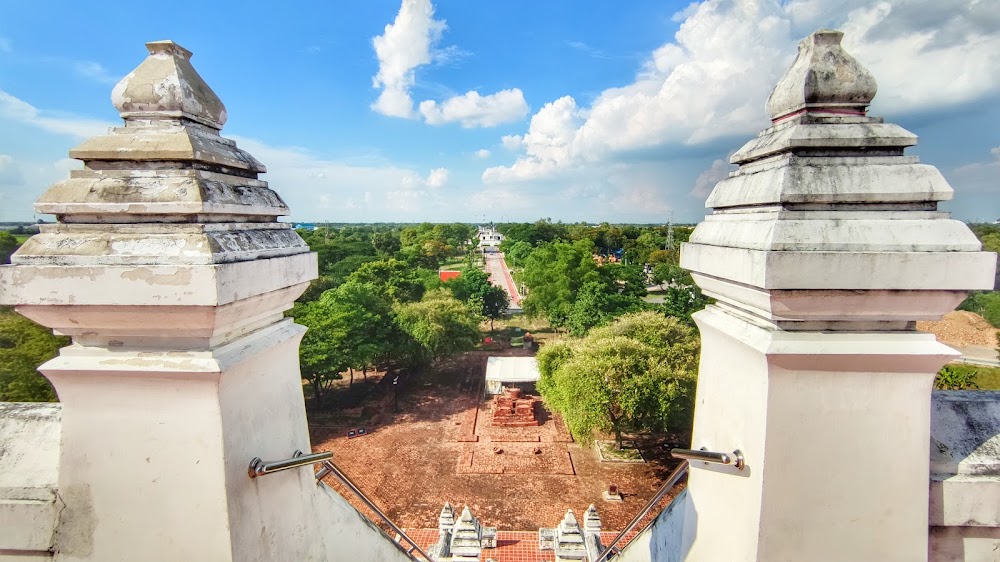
<box><xmin>0</xmin><ymin>0</ymin><xmax>997</xmax><ymax>224</ymax></box>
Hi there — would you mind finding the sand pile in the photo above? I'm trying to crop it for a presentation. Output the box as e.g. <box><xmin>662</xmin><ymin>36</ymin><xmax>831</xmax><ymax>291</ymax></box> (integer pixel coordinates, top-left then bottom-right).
<box><xmin>917</xmin><ymin>311</ymin><xmax>999</xmax><ymax>348</ymax></box>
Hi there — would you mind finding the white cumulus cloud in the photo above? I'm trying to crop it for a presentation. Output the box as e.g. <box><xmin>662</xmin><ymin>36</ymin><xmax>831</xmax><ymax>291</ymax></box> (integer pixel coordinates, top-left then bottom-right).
<box><xmin>501</xmin><ymin>135</ymin><xmax>523</xmax><ymax>151</ymax></box>
<box><xmin>690</xmin><ymin>158</ymin><xmax>737</xmax><ymax>199</ymax></box>
<box><xmin>0</xmin><ymin>90</ymin><xmax>114</xmax><ymax>138</ymax></box>
<box><xmin>73</xmin><ymin>61</ymin><xmax>120</xmax><ymax>85</ymax></box>
<box><xmin>419</xmin><ymin>88</ymin><xmax>528</xmax><ymax>128</ymax></box>
<box><xmin>474</xmin><ymin>149</ymin><xmax>491</xmax><ymax>159</ymax></box>
<box><xmin>425</xmin><ymin>167</ymin><xmax>449</xmax><ymax>188</ymax></box>
<box><xmin>483</xmin><ymin>96</ymin><xmax>584</xmax><ymax>183</ymax></box>
<box><xmin>371</xmin><ymin>0</ymin><xmax>528</xmax><ymax>127</ymax></box>
<box><xmin>371</xmin><ymin>0</ymin><xmax>444</xmax><ymax>118</ymax></box>
<box><xmin>0</xmin><ymin>155</ymin><xmax>25</xmax><ymax>187</ymax></box>
<box><xmin>486</xmin><ymin>0</ymin><xmax>1000</xmax><ymax>183</ymax></box>
<box><xmin>230</xmin><ymin>136</ymin><xmax>452</xmax><ymax>221</ymax></box>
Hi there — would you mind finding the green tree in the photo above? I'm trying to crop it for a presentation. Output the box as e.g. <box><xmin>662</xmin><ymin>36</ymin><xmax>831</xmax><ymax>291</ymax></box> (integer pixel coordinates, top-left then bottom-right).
<box><xmin>647</xmin><ymin>249</ymin><xmax>673</xmax><ymax>264</ymax></box>
<box><xmin>537</xmin><ymin>311</ymin><xmax>699</xmax><ymax>448</ymax></box>
<box><xmin>0</xmin><ymin>309</ymin><xmax>68</xmax><ymax>402</ymax></box>
<box><xmin>566</xmin><ymin>280</ymin><xmax>641</xmax><ymax>336</ymax></box>
<box><xmin>346</xmin><ymin>259</ymin><xmax>425</xmax><ymax>303</ymax></box>
<box><xmin>958</xmin><ymin>292</ymin><xmax>1000</xmax><ymax>328</ymax></box>
<box><xmin>296</xmin><ymin>281</ymin><xmax>393</xmax><ymax>407</ymax></box>
<box><xmin>604</xmin><ymin>263</ymin><xmax>647</xmax><ymax>299</ymax></box>
<box><xmin>445</xmin><ymin>267</ymin><xmax>492</xmax><ymax>303</ymax></box>
<box><xmin>521</xmin><ymin>240</ymin><xmax>602</xmax><ymax>329</ymax></box>
<box><xmin>651</xmin><ymin>263</ymin><xmax>692</xmax><ymax>286</ymax></box>
<box><xmin>371</xmin><ymin>230</ymin><xmax>401</xmax><ymax>255</ymax></box>
<box><xmin>660</xmin><ymin>284</ymin><xmax>710</xmax><ymax>326</ymax></box>
<box><xmin>445</xmin><ymin>267</ymin><xmax>510</xmax><ymax>330</ymax></box>
<box><xmin>505</xmin><ymin>240</ymin><xmax>534</xmax><ymax>268</ymax></box>
<box><xmin>0</xmin><ymin>231</ymin><xmax>19</xmax><ymax>265</ymax></box>
<box><xmin>394</xmin><ymin>290</ymin><xmax>482</xmax><ymax>365</ymax></box>
<box><xmin>480</xmin><ymin>285</ymin><xmax>511</xmax><ymax>331</ymax></box>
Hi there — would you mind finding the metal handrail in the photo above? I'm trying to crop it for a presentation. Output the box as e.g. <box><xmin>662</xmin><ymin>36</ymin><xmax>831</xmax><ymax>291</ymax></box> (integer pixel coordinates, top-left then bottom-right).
<box><xmin>316</xmin><ymin>459</ymin><xmax>433</xmax><ymax>562</ymax></box>
<box><xmin>592</xmin><ymin>459</ymin><xmax>690</xmax><ymax>562</ymax></box>
<box><xmin>671</xmin><ymin>447</ymin><xmax>745</xmax><ymax>470</ymax></box>
<box><xmin>248</xmin><ymin>450</ymin><xmax>333</xmax><ymax>479</ymax></box>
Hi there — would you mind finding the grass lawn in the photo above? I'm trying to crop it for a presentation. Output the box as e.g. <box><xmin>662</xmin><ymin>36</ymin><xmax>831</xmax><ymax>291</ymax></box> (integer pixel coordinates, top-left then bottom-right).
<box><xmin>939</xmin><ymin>363</ymin><xmax>1000</xmax><ymax>390</ymax></box>
<box><xmin>974</xmin><ymin>365</ymin><xmax>1000</xmax><ymax>390</ymax></box>
<box><xmin>596</xmin><ymin>440</ymin><xmax>645</xmax><ymax>463</ymax></box>
<box><xmin>14</xmin><ymin>235</ymin><xmax>31</xmax><ymax>244</ymax></box>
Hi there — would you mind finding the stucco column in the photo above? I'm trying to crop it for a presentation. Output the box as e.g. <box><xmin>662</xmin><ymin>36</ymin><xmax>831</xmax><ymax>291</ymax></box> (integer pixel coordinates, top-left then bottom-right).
<box><xmin>677</xmin><ymin>30</ymin><xmax>997</xmax><ymax>561</ymax></box>
<box><xmin>0</xmin><ymin>42</ymin><xmax>333</xmax><ymax>562</ymax></box>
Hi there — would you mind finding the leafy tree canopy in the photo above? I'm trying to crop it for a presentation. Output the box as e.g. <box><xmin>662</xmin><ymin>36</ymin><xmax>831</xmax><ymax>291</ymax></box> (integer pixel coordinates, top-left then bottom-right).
<box><xmin>521</xmin><ymin>239</ymin><xmax>602</xmax><ymax>328</ymax></box>
<box><xmin>566</xmin><ymin>280</ymin><xmax>642</xmax><ymax>336</ymax></box>
<box><xmin>346</xmin><ymin>258</ymin><xmax>426</xmax><ymax>304</ymax></box>
<box><xmin>0</xmin><ymin>231</ymin><xmax>19</xmax><ymax>265</ymax></box>
<box><xmin>537</xmin><ymin>311</ymin><xmax>700</xmax><ymax>448</ymax></box>
<box><xmin>0</xmin><ymin>308</ymin><xmax>67</xmax><ymax>402</ymax></box>
<box><xmin>394</xmin><ymin>289</ymin><xmax>482</xmax><ymax>365</ymax></box>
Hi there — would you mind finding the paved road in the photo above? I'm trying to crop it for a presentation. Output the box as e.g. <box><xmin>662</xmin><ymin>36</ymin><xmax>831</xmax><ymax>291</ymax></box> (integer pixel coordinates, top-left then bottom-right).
<box><xmin>484</xmin><ymin>252</ymin><xmax>522</xmax><ymax>311</ymax></box>
<box><xmin>953</xmin><ymin>345</ymin><xmax>1000</xmax><ymax>367</ymax></box>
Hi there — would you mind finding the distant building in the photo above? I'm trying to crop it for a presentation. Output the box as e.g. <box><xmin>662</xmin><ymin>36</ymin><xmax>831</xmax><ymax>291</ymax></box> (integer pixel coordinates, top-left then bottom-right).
<box><xmin>478</xmin><ymin>224</ymin><xmax>503</xmax><ymax>252</ymax></box>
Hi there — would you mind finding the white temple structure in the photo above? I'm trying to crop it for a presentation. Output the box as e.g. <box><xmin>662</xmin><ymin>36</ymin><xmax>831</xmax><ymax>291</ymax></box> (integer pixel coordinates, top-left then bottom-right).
<box><xmin>0</xmin><ymin>30</ymin><xmax>997</xmax><ymax>562</ymax></box>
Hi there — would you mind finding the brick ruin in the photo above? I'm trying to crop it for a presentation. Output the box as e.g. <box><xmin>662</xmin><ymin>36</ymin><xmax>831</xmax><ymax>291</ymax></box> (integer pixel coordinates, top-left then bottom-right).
<box><xmin>490</xmin><ymin>387</ymin><xmax>540</xmax><ymax>427</ymax></box>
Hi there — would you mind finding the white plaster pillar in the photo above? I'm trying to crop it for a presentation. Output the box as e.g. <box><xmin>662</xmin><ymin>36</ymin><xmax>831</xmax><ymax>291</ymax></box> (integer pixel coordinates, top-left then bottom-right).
<box><xmin>676</xmin><ymin>30</ymin><xmax>997</xmax><ymax>561</ymax></box>
<box><xmin>0</xmin><ymin>41</ymin><xmax>409</xmax><ymax>562</ymax></box>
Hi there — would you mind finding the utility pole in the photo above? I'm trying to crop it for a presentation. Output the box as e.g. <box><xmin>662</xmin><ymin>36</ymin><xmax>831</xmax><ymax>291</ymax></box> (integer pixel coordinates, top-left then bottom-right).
<box><xmin>666</xmin><ymin>214</ymin><xmax>675</xmax><ymax>251</ymax></box>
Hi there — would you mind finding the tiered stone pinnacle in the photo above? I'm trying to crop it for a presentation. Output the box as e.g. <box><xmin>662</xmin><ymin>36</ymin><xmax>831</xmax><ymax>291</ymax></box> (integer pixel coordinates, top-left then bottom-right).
<box><xmin>450</xmin><ymin>506</ymin><xmax>484</xmax><ymax>561</ymax></box>
<box><xmin>765</xmin><ymin>30</ymin><xmax>877</xmax><ymax>121</ymax></box>
<box><xmin>554</xmin><ymin>509</ymin><xmax>587</xmax><ymax>561</ymax></box>
<box><xmin>1</xmin><ymin>41</ymin><xmax>316</xmax><ymax>349</ymax></box>
<box><xmin>681</xmin><ymin>30</ymin><xmax>995</xmax><ymax>330</ymax></box>
<box><xmin>439</xmin><ymin>501</ymin><xmax>456</xmax><ymax>530</ymax></box>
<box><xmin>14</xmin><ymin>40</ymin><xmax>307</xmax><ymax>267</ymax></box>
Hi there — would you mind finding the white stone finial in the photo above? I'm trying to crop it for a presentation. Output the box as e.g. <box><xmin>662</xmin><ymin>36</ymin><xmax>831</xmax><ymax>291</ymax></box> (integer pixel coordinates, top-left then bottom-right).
<box><xmin>583</xmin><ymin>504</ymin><xmax>601</xmax><ymax>532</ymax></box>
<box><xmin>676</xmin><ymin>26</ymin><xmax>997</xmax><ymax>562</ymax></box>
<box><xmin>765</xmin><ymin>29</ymin><xmax>877</xmax><ymax>122</ymax></box>
<box><xmin>439</xmin><ymin>502</ymin><xmax>456</xmax><ymax>529</ymax></box>
<box><xmin>560</xmin><ymin>509</ymin><xmax>578</xmax><ymax>528</ymax></box>
<box><xmin>111</xmin><ymin>39</ymin><xmax>227</xmax><ymax>129</ymax></box>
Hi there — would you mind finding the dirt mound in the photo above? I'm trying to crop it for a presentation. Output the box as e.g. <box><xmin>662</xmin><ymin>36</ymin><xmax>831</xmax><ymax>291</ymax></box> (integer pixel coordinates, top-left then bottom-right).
<box><xmin>917</xmin><ymin>311</ymin><xmax>999</xmax><ymax>348</ymax></box>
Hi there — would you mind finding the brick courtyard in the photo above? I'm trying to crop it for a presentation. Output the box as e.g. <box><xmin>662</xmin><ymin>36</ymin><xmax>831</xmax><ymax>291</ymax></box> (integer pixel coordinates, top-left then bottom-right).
<box><xmin>309</xmin><ymin>347</ymin><xmax>686</xmax><ymax>533</ymax></box>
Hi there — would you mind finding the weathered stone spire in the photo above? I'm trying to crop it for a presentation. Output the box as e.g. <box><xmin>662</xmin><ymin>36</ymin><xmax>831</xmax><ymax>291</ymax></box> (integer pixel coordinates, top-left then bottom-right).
<box><xmin>582</xmin><ymin>504</ymin><xmax>604</xmax><ymax>561</ymax></box>
<box><xmin>686</xmin><ymin>30</ymin><xmax>993</xmax><ymax>331</ymax></box>
<box><xmin>450</xmin><ymin>506</ymin><xmax>484</xmax><ymax>561</ymax></box>
<box><xmin>439</xmin><ymin>501</ymin><xmax>456</xmax><ymax>530</ymax></box>
<box><xmin>673</xmin><ymin>29</ymin><xmax>996</xmax><ymax>561</ymax></box>
<box><xmin>0</xmin><ymin>42</ymin><xmax>415</xmax><ymax>562</ymax></box>
<box><xmin>554</xmin><ymin>509</ymin><xmax>587</xmax><ymax>561</ymax></box>
<box><xmin>765</xmin><ymin>30</ymin><xmax>877</xmax><ymax>121</ymax></box>
<box><xmin>8</xmin><ymin>39</ymin><xmax>311</xmax><ymax>345</ymax></box>
<box><xmin>112</xmin><ymin>40</ymin><xmax>227</xmax><ymax>129</ymax></box>
<box><xmin>583</xmin><ymin>504</ymin><xmax>601</xmax><ymax>534</ymax></box>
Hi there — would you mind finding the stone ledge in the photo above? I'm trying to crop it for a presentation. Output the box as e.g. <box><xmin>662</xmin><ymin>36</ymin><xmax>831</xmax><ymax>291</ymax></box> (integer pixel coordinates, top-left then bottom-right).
<box><xmin>707</xmin><ymin>160</ymin><xmax>952</xmax><ymax>209</ymax></box>
<box><xmin>689</xmin><ymin>217</ymin><xmax>979</xmax><ymax>252</ymax></box>
<box><xmin>682</xmin><ymin>244</ymin><xmax>997</xmax><ymax>291</ymax></box>
<box><xmin>37</xmin><ymin>172</ymin><xmax>288</xmax><ymax>218</ymax></box>
<box><xmin>0</xmin><ymin>403</ymin><xmax>60</xmax><ymax>554</ymax></box>
<box><xmin>0</xmin><ymin>252</ymin><xmax>317</xmax><ymax>308</ymax></box>
<box><xmin>70</xmin><ymin>127</ymin><xmax>264</xmax><ymax>173</ymax></box>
